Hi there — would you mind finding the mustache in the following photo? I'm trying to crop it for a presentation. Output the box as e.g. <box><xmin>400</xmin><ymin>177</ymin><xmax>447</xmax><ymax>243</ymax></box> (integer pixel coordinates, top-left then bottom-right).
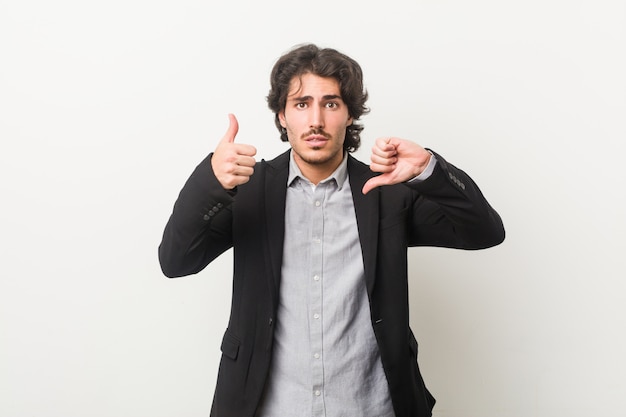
<box><xmin>301</xmin><ymin>128</ymin><xmax>331</xmax><ymax>140</ymax></box>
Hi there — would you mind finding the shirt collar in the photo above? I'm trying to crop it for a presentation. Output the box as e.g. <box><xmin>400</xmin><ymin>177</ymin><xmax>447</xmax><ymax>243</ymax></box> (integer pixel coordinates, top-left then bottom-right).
<box><xmin>287</xmin><ymin>150</ymin><xmax>349</xmax><ymax>190</ymax></box>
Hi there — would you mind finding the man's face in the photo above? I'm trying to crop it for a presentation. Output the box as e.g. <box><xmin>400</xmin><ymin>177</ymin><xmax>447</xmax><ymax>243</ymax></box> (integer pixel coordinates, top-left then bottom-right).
<box><xmin>279</xmin><ymin>73</ymin><xmax>353</xmax><ymax>180</ymax></box>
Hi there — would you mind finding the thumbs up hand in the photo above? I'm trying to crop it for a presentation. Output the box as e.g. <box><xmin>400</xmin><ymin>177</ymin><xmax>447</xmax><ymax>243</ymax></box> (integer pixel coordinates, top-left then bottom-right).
<box><xmin>211</xmin><ymin>114</ymin><xmax>257</xmax><ymax>190</ymax></box>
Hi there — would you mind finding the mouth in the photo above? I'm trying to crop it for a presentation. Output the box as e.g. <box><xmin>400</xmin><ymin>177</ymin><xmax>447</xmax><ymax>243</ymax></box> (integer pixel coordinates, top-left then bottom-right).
<box><xmin>305</xmin><ymin>134</ymin><xmax>329</xmax><ymax>147</ymax></box>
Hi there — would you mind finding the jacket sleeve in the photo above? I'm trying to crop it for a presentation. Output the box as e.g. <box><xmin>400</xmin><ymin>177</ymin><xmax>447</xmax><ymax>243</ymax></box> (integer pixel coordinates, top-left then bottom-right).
<box><xmin>158</xmin><ymin>153</ymin><xmax>236</xmax><ymax>278</ymax></box>
<box><xmin>405</xmin><ymin>150</ymin><xmax>505</xmax><ymax>249</ymax></box>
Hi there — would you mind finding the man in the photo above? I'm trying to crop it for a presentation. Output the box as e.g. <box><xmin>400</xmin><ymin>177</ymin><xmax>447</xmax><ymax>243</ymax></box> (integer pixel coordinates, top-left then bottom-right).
<box><xmin>159</xmin><ymin>43</ymin><xmax>505</xmax><ymax>417</ymax></box>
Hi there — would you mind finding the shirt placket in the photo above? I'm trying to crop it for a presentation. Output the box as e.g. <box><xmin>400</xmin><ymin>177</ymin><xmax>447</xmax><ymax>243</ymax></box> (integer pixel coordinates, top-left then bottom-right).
<box><xmin>310</xmin><ymin>183</ymin><xmax>326</xmax><ymax>417</ymax></box>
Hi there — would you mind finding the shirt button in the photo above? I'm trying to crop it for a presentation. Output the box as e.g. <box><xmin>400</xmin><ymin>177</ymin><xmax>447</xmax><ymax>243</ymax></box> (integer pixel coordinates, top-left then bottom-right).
<box><xmin>314</xmin><ymin>390</ymin><xmax>321</xmax><ymax>396</ymax></box>
<box><xmin>313</xmin><ymin>313</ymin><xmax>320</xmax><ymax>319</ymax></box>
<box><xmin>314</xmin><ymin>201</ymin><xmax>321</xmax><ymax>207</ymax></box>
<box><xmin>313</xmin><ymin>275</ymin><xmax>320</xmax><ymax>281</ymax></box>
<box><xmin>314</xmin><ymin>353</ymin><xmax>320</xmax><ymax>359</ymax></box>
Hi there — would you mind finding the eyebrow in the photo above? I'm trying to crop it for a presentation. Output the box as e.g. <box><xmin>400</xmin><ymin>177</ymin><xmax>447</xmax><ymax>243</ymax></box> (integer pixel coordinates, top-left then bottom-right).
<box><xmin>290</xmin><ymin>94</ymin><xmax>343</xmax><ymax>102</ymax></box>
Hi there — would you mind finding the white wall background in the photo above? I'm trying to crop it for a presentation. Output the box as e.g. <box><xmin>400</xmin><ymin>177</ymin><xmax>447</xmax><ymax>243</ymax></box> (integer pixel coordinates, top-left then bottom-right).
<box><xmin>1</xmin><ymin>1</ymin><xmax>624</xmax><ymax>416</ymax></box>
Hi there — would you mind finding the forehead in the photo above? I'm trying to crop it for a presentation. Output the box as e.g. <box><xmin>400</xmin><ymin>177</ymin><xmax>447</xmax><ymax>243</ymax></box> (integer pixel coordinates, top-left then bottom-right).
<box><xmin>287</xmin><ymin>73</ymin><xmax>342</xmax><ymax>98</ymax></box>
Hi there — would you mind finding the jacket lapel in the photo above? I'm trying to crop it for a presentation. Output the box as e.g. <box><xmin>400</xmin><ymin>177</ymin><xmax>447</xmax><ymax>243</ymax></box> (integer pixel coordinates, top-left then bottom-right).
<box><xmin>347</xmin><ymin>155</ymin><xmax>380</xmax><ymax>295</ymax></box>
<box><xmin>263</xmin><ymin>151</ymin><xmax>290</xmax><ymax>297</ymax></box>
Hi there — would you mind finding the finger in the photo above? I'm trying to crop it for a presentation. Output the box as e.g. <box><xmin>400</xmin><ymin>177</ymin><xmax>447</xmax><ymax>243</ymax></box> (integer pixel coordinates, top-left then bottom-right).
<box><xmin>376</xmin><ymin>137</ymin><xmax>397</xmax><ymax>152</ymax></box>
<box><xmin>371</xmin><ymin>146</ymin><xmax>396</xmax><ymax>159</ymax></box>
<box><xmin>369</xmin><ymin>161</ymin><xmax>395</xmax><ymax>174</ymax></box>
<box><xmin>237</xmin><ymin>166</ymin><xmax>255</xmax><ymax>177</ymax></box>
<box><xmin>234</xmin><ymin>143</ymin><xmax>257</xmax><ymax>157</ymax></box>
<box><xmin>370</xmin><ymin>152</ymin><xmax>396</xmax><ymax>167</ymax></box>
<box><xmin>233</xmin><ymin>155</ymin><xmax>257</xmax><ymax>168</ymax></box>
<box><xmin>220</xmin><ymin>113</ymin><xmax>239</xmax><ymax>144</ymax></box>
<box><xmin>219</xmin><ymin>161</ymin><xmax>255</xmax><ymax>187</ymax></box>
<box><xmin>362</xmin><ymin>174</ymin><xmax>390</xmax><ymax>195</ymax></box>
<box><xmin>372</xmin><ymin>138</ymin><xmax>397</xmax><ymax>158</ymax></box>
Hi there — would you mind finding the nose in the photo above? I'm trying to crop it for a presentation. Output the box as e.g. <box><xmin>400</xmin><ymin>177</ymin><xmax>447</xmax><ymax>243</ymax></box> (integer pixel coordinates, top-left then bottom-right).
<box><xmin>309</xmin><ymin>105</ymin><xmax>324</xmax><ymax>129</ymax></box>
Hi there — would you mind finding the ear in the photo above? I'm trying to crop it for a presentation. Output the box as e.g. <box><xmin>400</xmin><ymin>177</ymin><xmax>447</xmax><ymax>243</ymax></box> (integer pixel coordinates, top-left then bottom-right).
<box><xmin>278</xmin><ymin>111</ymin><xmax>287</xmax><ymax>128</ymax></box>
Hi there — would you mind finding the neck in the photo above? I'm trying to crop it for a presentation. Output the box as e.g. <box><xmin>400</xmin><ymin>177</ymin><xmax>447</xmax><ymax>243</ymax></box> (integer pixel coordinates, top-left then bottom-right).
<box><xmin>293</xmin><ymin>152</ymin><xmax>344</xmax><ymax>185</ymax></box>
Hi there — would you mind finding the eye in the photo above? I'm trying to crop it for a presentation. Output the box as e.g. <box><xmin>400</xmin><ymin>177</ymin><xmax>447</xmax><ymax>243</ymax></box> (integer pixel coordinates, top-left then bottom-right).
<box><xmin>296</xmin><ymin>102</ymin><xmax>307</xmax><ymax>109</ymax></box>
<box><xmin>325</xmin><ymin>102</ymin><xmax>338</xmax><ymax>109</ymax></box>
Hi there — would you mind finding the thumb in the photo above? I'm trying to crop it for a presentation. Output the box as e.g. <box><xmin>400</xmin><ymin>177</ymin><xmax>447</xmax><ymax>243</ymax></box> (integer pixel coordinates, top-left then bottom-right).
<box><xmin>361</xmin><ymin>174</ymin><xmax>387</xmax><ymax>195</ymax></box>
<box><xmin>220</xmin><ymin>113</ymin><xmax>239</xmax><ymax>144</ymax></box>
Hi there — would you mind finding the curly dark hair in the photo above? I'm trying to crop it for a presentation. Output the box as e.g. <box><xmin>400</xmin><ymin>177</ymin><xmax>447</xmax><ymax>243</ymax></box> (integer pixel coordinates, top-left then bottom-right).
<box><xmin>266</xmin><ymin>44</ymin><xmax>370</xmax><ymax>153</ymax></box>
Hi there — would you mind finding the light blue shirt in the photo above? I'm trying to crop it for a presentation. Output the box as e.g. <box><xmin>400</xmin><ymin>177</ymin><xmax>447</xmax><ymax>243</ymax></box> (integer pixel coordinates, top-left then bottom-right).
<box><xmin>256</xmin><ymin>151</ymin><xmax>437</xmax><ymax>417</ymax></box>
<box><xmin>256</xmin><ymin>152</ymin><xmax>394</xmax><ymax>417</ymax></box>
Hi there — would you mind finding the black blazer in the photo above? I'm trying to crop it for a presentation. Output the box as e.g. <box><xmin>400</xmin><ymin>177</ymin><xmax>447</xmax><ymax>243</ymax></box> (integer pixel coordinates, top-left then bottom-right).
<box><xmin>159</xmin><ymin>150</ymin><xmax>505</xmax><ymax>417</ymax></box>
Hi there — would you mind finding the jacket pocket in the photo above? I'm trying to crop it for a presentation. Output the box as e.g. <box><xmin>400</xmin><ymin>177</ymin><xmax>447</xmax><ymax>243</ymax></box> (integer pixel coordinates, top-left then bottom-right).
<box><xmin>220</xmin><ymin>329</ymin><xmax>240</xmax><ymax>360</ymax></box>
